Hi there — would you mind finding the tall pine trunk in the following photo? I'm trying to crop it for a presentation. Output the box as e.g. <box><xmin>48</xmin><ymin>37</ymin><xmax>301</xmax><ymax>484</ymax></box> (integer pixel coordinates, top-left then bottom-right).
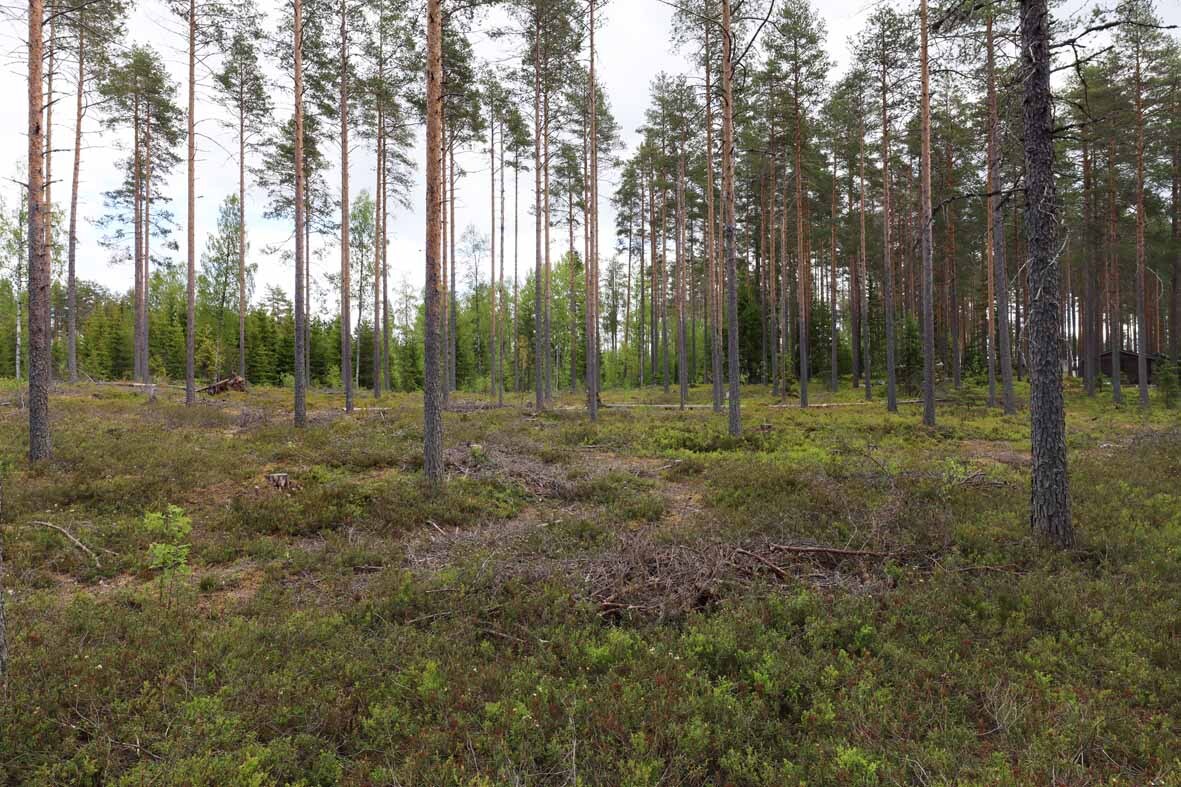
<box><xmin>143</xmin><ymin>125</ymin><xmax>152</xmax><ymax>385</ymax></box>
<box><xmin>133</xmin><ymin>93</ymin><xmax>143</xmax><ymax>383</ymax></box>
<box><xmin>238</xmin><ymin>92</ymin><xmax>248</xmax><ymax>380</ymax></box>
<box><xmin>987</xmin><ymin>13</ymin><xmax>1013</xmax><ymax>412</ymax></box>
<box><xmin>1171</xmin><ymin>116</ymin><xmax>1180</xmax><ymax>372</ymax></box>
<box><xmin>830</xmin><ymin>158</ymin><xmax>839</xmax><ymax>394</ymax></box>
<box><xmin>919</xmin><ymin>0</ymin><xmax>935</xmax><ymax>426</ymax></box>
<box><xmin>571</xmin><ymin>186</ymin><xmax>579</xmax><ymax>392</ymax></box>
<box><xmin>849</xmin><ymin>151</ymin><xmax>860</xmax><ymax>389</ymax></box>
<box><xmin>292</xmin><ymin>0</ymin><xmax>307</xmax><ymax>427</ymax></box>
<box><xmin>542</xmin><ymin>55</ymin><xmax>552</xmax><ymax>404</ymax></box>
<box><xmin>423</xmin><ymin>0</ymin><xmax>444</xmax><ymax>485</ymax></box>
<box><xmin>28</xmin><ymin>0</ymin><xmax>51</xmax><ymax>460</ymax></box>
<box><xmin>654</xmin><ymin>180</ymin><xmax>661</xmax><ymax>388</ymax></box>
<box><xmin>623</xmin><ymin>216</ymin><xmax>632</xmax><ymax>384</ymax></box>
<box><xmin>944</xmin><ymin>139</ymin><xmax>961</xmax><ymax>388</ymax></box>
<box><xmin>859</xmin><ymin>117</ymin><xmax>871</xmax><ymax>399</ymax></box>
<box><xmin>769</xmin><ymin>139</ymin><xmax>780</xmax><ymax>397</ymax></box>
<box><xmin>677</xmin><ymin>139</ymin><xmax>687</xmax><ymax>409</ymax></box>
<box><xmin>67</xmin><ymin>18</ymin><xmax>84</xmax><ymax>383</ymax></box>
<box><xmin>1134</xmin><ymin>47</ymin><xmax>1149</xmax><ymax>407</ymax></box>
<box><xmin>513</xmin><ymin>152</ymin><xmax>520</xmax><ymax>395</ymax></box>
<box><xmin>1082</xmin><ymin>132</ymin><xmax>1097</xmax><ymax>394</ymax></box>
<box><xmin>45</xmin><ymin>11</ymin><xmax>54</xmax><ymax>321</ymax></box>
<box><xmin>639</xmin><ymin>177</ymin><xmax>646</xmax><ymax>388</ymax></box>
<box><xmin>491</xmin><ymin>102</ymin><xmax>499</xmax><ymax>401</ymax></box>
<box><xmin>996</xmin><ymin>201</ymin><xmax>1016</xmax><ymax>414</ymax></box>
<box><xmin>780</xmin><ymin>153</ymin><xmax>790</xmax><ymax>401</ymax></box>
<box><xmin>440</xmin><ymin>118</ymin><xmax>449</xmax><ymax>403</ymax></box>
<box><xmin>340</xmin><ymin>0</ymin><xmax>353</xmax><ymax>411</ymax></box>
<box><xmin>879</xmin><ymin>51</ymin><xmax>897</xmax><ymax>412</ymax></box>
<box><xmin>374</xmin><ymin>113</ymin><xmax>383</xmax><ymax>399</ymax></box>
<box><xmin>382</xmin><ymin>144</ymin><xmax>391</xmax><ymax>391</ymax></box>
<box><xmin>185</xmin><ymin>0</ymin><xmax>196</xmax><ymax>405</ymax></box>
<box><xmin>1021</xmin><ymin>0</ymin><xmax>1071</xmax><ymax>547</ymax></box>
<box><xmin>704</xmin><ymin>20</ymin><xmax>722</xmax><ymax>412</ymax></box>
<box><xmin>661</xmin><ymin>180</ymin><xmax>670</xmax><ymax>394</ymax></box>
<box><xmin>795</xmin><ymin>60</ymin><xmax>809</xmax><ymax>408</ymax></box>
<box><xmin>498</xmin><ymin>114</ymin><xmax>506</xmax><ymax>406</ymax></box>
<box><xmin>1108</xmin><ymin>140</ymin><xmax>1122</xmax><ymax>404</ymax></box>
<box><xmin>982</xmin><ymin>15</ymin><xmax>1001</xmax><ymax>406</ymax></box>
<box><xmin>449</xmin><ymin>149</ymin><xmax>458</xmax><ymax>394</ymax></box>
<box><xmin>587</xmin><ymin>1</ymin><xmax>600</xmax><ymax>419</ymax></box>
<box><xmin>533</xmin><ymin>5</ymin><xmax>544</xmax><ymax>411</ymax></box>
<box><xmin>722</xmin><ymin>0</ymin><xmax>741</xmax><ymax>435</ymax></box>
<box><xmin>656</xmin><ymin>185</ymin><xmax>662</xmax><ymax>387</ymax></box>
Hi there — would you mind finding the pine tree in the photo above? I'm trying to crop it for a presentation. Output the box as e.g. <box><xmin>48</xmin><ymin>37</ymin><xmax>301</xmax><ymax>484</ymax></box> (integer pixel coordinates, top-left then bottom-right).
<box><xmin>767</xmin><ymin>0</ymin><xmax>830</xmax><ymax>408</ymax></box>
<box><xmin>721</xmin><ymin>0</ymin><xmax>741</xmax><ymax>436</ymax></box>
<box><xmin>214</xmin><ymin>9</ymin><xmax>271</xmax><ymax>382</ymax></box>
<box><xmin>293</xmin><ymin>0</ymin><xmax>308</xmax><ymax>426</ymax></box>
<box><xmin>423</xmin><ymin>0</ymin><xmax>444</xmax><ymax>486</ymax></box>
<box><xmin>1169</xmin><ymin>47</ymin><xmax>1181</xmax><ymax>378</ymax></box>
<box><xmin>918</xmin><ymin>0</ymin><xmax>935</xmax><ymax>426</ymax></box>
<box><xmin>587</xmin><ymin>0</ymin><xmax>602</xmax><ymax>418</ymax></box>
<box><xmin>28</xmin><ymin>0</ymin><xmax>50</xmax><ymax>458</ymax></box>
<box><xmin>1117</xmin><ymin>0</ymin><xmax>1167</xmax><ymax>407</ymax></box>
<box><xmin>985</xmin><ymin>7</ymin><xmax>1016</xmax><ymax>415</ymax></box>
<box><xmin>856</xmin><ymin>8</ymin><xmax>913</xmax><ymax>414</ymax></box>
<box><xmin>60</xmin><ymin>0</ymin><xmax>127</xmax><ymax>383</ymax></box>
<box><xmin>198</xmin><ymin>195</ymin><xmax>255</xmax><ymax>379</ymax></box>
<box><xmin>334</xmin><ymin>0</ymin><xmax>358</xmax><ymax>409</ymax></box>
<box><xmin>99</xmin><ymin>46</ymin><xmax>183</xmax><ymax>386</ymax></box>
<box><xmin>1021</xmin><ymin>0</ymin><xmax>1071</xmax><ymax>547</ymax></box>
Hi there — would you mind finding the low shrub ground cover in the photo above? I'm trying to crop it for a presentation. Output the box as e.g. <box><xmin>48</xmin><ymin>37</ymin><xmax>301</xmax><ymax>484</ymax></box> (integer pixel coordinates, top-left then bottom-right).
<box><xmin>0</xmin><ymin>381</ymin><xmax>1177</xmax><ymax>785</ymax></box>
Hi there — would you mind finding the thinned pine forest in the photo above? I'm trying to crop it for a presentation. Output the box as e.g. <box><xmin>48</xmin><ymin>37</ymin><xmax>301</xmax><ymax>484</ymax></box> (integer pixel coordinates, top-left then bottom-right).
<box><xmin>1</xmin><ymin>0</ymin><xmax>1180</xmax><ymax>783</ymax></box>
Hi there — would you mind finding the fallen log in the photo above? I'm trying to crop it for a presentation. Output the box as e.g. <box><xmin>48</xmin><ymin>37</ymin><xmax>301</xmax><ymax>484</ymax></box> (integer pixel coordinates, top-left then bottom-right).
<box><xmin>197</xmin><ymin>376</ymin><xmax>247</xmax><ymax>396</ymax></box>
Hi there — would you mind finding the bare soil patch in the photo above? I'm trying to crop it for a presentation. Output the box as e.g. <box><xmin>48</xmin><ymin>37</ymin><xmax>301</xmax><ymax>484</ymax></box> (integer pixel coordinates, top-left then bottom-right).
<box><xmin>962</xmin><ymin>439</ymin><xmax>1030</xmax><ymax>467</ymax></box>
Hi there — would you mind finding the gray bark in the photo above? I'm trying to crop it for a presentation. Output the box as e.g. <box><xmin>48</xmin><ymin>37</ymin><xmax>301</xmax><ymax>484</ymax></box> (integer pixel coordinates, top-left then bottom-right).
<box><xmin>677</xmin><ymin>144</ymin><xmax>687</xmax><ymax>409</ymax></box>
<box><xmin>423</xmin><ymin>0</ymin><xmax>444</xmax><ymax>485</ymax></box>
<box><xmin>67</xmin><ymin>21</ymin><xmax>84</xmax><ymax>383</ymax></box>
<box><xmin>588</xmin><ymin>2</ymin><xmax>600</xmax><ymax>420</ymax></box>
<box><xmin>879</xmin><ymin>54</ymin><xmax>897</xmax><ymax>413</ymax></box>
<box><xmin>374</xmin><ymin>116</ymin><xmax>384</xmax><ymax>399</ymax></box>
<box><xmin>995</xmin><ymin>206</ymin><xmax>1016</xmax><ymax>414</ymax></box>
<box><xmin>340</xmin><ymin>0</ymin><xmax>353</xmax><ymax>411</ymax></box>
<box><xmin>722</xmin><ymin>0</ymin><xmax>741</xmax><ymax>436</ymax></box>
<box><xmin>292</xmin><ymin>0</ymin><xmax>307</xmax><ymax>427</ymax></box>
<box><xmin>185</xmin><ymin>0</ymin><xmax>196</xmax><ymax>405</ymax></box>
<box><xmin>1021</xmin><ymin>0</ymin><xmax>1072</xmax><ymax>547</ymax></box>
<box><xmin>533</xmin><ymin>7</ymin><xmax>544</xmax><ymax>411</ymax></box>
<box><xmin>919</xmin><ymin>0</ymin><xmax>935</xmax><ymax>426</ymax></box>
<box><xmin>28</xmin><ymin>0</ymin><xmax>51</xmax><ymax>460</ymax></box>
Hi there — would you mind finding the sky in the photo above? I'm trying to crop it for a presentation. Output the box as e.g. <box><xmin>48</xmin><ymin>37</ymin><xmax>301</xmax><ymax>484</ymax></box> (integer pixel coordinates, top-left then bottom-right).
<box><xmin>0</xmin><ymin>0</ymin><xmax>1176</xmax><ymax>315</ymax></box>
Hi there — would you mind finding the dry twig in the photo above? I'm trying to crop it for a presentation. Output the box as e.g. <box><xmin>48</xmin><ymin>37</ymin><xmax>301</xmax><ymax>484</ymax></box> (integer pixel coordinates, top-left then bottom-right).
<box><xmin>769</xmin><ymin>542</ymin><xmax>896</xmax><ymax>559</ymax></box>
<box><xmin>29</xmin><ymin>521</ymin><xmax>104</xmax><ymax>567</ymax></box>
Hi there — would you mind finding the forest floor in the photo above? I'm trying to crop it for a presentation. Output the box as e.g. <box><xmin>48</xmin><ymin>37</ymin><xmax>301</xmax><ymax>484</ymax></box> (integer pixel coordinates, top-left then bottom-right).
<box><xmin>0</xmin><ymin>378</ymin><xmax>1179</xmax><ymax>785</ymax></box>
